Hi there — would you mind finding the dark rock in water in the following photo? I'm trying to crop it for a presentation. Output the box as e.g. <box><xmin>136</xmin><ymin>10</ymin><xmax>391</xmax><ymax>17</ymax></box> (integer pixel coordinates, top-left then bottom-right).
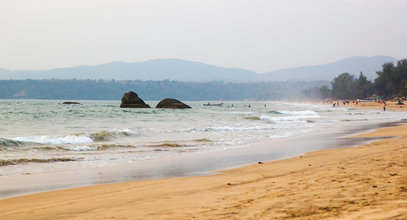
<box><xmin>120</xmin><ymin>91</ymin><xmax>150</xmax><ymax>108</ymax></box>
<box><xmin>63</xmin><ymin>102</ymin><xmax>80</xmax><ymax>104</ymax></box>
<box><xmin>156</xmin><ymin>98</ymin><xmax>191</xmax><ymax>109</ymax></box>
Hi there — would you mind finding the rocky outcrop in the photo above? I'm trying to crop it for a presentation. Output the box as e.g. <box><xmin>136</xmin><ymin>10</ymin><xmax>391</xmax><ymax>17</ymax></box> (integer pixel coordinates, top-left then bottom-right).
<box><xmin>120</xmin><ymin>91</ymin><xmax>150</xmax><ymax>108</ymax></box>
<box><xmin>156</xmin><ymin>98</ymin><xmax>191</xmax><ymax>109</ymax></box>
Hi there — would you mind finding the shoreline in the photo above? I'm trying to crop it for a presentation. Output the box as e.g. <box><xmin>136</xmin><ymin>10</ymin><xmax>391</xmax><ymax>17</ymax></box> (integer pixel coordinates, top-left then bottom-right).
<box><xmin>1</xmin><ymin>119</ymin><xmax>404</xmax><ymax>199</ymax></box>
<box><xmin>1</xmin><ymin>121</ymin><xmax>407</xmax><ymax>219</ymax></box>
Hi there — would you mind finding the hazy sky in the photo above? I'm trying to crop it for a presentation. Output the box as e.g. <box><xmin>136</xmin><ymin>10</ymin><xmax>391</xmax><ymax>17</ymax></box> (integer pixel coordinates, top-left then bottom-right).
<box><xmin>1</xmin><ymin>0</ymin><xmax>406</xmax><ymax>72</ymax></box>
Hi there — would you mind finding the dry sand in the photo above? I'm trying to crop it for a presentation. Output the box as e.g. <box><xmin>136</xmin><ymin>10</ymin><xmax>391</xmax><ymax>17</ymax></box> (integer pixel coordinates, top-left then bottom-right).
<box><xmin>345</xmin><ymin>100</ymin><xmax>404</xmax><ymax>111</ymax></box>
<box><xmin>1</xmin><ymin>125</ymin><xmax>407</xmax><ymax>219</ymax></box>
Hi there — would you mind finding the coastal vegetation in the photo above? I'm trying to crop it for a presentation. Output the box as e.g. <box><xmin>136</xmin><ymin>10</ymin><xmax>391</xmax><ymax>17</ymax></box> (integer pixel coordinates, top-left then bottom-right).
<box><xmin>0</xmin><ymin>79</ymin><xmax>326</xmax><ymax>101</ymax></box>
<box><xmin>1</xmin><ymin>59</ymin><xmax>404</xmax><ymax>101</ymax></box>
<box><xmin>304</xmin><ymin>58</ymin><xmax>407</xmax><ymax>100</ymax></box>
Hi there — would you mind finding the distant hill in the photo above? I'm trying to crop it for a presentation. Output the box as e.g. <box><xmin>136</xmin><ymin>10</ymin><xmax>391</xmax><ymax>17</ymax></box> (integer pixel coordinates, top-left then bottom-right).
<box><xmin>0</xmin><ymin>59</ymin><xmax>257</xmax><ymax>82</ymax></box>
<box><xmin>0</xmin><ymin>56</ymin><xmax>399</xmax><ymax>81</ymax></box>
<box><xmin>260</xmin><ymin>56</ymin><xmax>398</xmax><ymax>81</ymax></box>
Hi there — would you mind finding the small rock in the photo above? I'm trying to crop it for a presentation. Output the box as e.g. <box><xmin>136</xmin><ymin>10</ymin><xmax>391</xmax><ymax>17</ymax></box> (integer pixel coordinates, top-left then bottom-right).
<box><xmin>120</xmin><ymin>91</ymin><xmax>150</xmax><ymax>108</ymax></box>
<box><xmin>156</xmin><ymin>98</ymin><xmax>191</xmax><ymax>109</ymax></box>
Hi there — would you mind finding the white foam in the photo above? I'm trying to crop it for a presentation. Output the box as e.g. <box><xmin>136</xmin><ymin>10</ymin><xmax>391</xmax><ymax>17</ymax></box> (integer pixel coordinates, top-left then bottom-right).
<box><xmin>10</xmin><ymin>135</ymin><xmax>93</xmax><ymax>145</ymax></box>
<box><xmin>278</xmin><ymin>110</ymin><xmax>318</xmax><ymax>115</ymax></box>
<box><xmin>227</xmin><ymin>111</ymin><xmax>254</xmax><ymax>114</ymax></box>
<box><xmin>187</xmin><ymin>125</ymin><xmax>274</xmax><ymax>133</ymax></box>
<box><xmin>260</xmin><ymin>114</ymin><xmax>320</xmax><ymax>123</ymax></box>
<box><xmin>210</xmin><ymin>126</ymin><xmax>274</xmax><ymax>132</ymax></box>
<box><xmin>9</xmin><ymin>129</ymin><xmax>138</xmax><ymax>145</ymax></box>
<box><xmin>62</xmin><ymin>145</ymin><xmax>98</xmax><ymax>151</ymax></box>
<box><xmin>109</xmin><ymin>129</ymin><xmax>138</xmax><ymax>136</ymax></box>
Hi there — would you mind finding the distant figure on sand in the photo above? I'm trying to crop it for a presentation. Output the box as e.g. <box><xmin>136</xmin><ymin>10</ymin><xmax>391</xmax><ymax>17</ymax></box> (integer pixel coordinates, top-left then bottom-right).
<box><xmin>333</xmin><ymin>103</ymin><xmax>336</xmax><ymax>107</ymax></box>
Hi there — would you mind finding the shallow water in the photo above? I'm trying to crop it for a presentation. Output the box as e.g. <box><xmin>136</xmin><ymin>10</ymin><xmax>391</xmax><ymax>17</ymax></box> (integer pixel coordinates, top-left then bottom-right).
<box><xmin>0</xmin><ymin>100</ymin><xmax>404</xmax><ymax>176</ymax></box>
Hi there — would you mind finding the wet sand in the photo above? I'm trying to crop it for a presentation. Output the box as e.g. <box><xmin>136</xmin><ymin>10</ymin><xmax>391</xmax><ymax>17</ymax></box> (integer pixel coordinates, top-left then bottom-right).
<box><xmin>1</xmin><ymin>123</ymin><xmax>407</xmax><ymax>219</ymax></box>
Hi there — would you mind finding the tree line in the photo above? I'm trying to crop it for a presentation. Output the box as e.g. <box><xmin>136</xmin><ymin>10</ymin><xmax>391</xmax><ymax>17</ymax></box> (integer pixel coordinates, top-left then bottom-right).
<box><xmin>0</xmin><ymin>79</ymin><xmax>327</xmax><ymax>101</ymax></box>
<box><xmin>304</xmin><ymin>59</ymin><xmax>407</xmax><ymax>100</ymax></box>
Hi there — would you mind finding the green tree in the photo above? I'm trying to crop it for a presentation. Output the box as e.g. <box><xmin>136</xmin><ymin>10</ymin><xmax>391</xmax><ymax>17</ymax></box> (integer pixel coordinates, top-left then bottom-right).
<box><xmin>355</xmin><ymin>72</ymin><xmax>374</xmax><ymax>98</ymax></box>
<box><xmin>374</xmin><ymin>59</ymin><xmax>407</xmax><ymax>97</ymax></box>
<box><xmin>319</xmin><ymin>85</ymin><xmax>331</xmax><ymax>99</ymax></box>
<box><xmin>331</xmin><ymin>73</ymin><xmax>356</xmax><ymax>99</ymax></box>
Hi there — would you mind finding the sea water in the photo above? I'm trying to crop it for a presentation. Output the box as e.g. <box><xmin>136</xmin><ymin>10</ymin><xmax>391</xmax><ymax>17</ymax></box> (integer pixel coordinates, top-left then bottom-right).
<box><xmin>0</xmin><ymin>100</ymin><xmax>404</xmax><ymax>176</ymax></box>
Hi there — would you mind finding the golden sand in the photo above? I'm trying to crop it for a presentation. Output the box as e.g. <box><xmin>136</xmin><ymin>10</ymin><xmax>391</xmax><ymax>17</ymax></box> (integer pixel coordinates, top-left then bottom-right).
<box><xmin>1</xmin><ymin>125</ymin><xmax>407</xmax><ymax>219</ymax></box>
<box><xmin>348</xmin><ymin>101</ymin><xmax>404</xmax><ymax>111</ymax></box>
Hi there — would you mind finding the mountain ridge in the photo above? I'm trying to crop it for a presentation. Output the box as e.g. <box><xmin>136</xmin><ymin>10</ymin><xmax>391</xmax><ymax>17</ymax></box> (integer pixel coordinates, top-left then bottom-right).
<box><xmin>0</xmin><ymin>56</ymin><xmax>399</xmax><ymax>81</ymax></box>
<box><xmin>260</xmin><ymin>56</ymin><xmax>398</xmax><ymax>81</ymax></box>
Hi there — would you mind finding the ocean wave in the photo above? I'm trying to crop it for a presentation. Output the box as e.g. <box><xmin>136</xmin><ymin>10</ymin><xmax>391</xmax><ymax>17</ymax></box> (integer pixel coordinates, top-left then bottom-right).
<box><xmin>341</xmin><ymin>119</ymin><xmax>368</xmax><ymax>122</ymax></box>
<box><xmin>9</xmin><ymin>135</ymin><xmax>93</xmax><ymax>145</ymax></box>
<box><xmin>193</xmin><ymin>138</ymin><xmax>212</xmax><ymax>142</ymax></box>
<box><xmin>0</xmin><ymin>138</ymin><xmax>24</xmax><ymax>147</ymax></box>
<box><xmin>6</xmin><ymin>129</ymin><xmax>139</xmax><ymax>145</ymax></box>
<box><xmin>90</xmin><ymin>129</ymin><xmax>138</xmax><ymax>141</ymax></box>
<box><xmin>245</xmin><ymin>116</ymin><xmax>262</xmax><ymax>120</ymax></box>
<box><xmin>187</xmin><ymin>125</ymin><xmax>274</xmax><ymax>133</ymax></box>
<box><xmin>268</xmin><ymin>110</ymin><xmax>283</xmax><ymax>114</ymax></box>
<box><xmin>278</xmin><ymin>110</ymin><xmax>319</xmax><ymax>115</ymax></box>
<box><xmin>149</xmin><ymin>143</ymin><xmax>185</xmax><ymax>148</ymax></box>
<box><xmin>259</xmin><ymin>113</ymin><xmax>320</xmax><ymax>123</ymax></box>
<box><xmin>227</xmin><ymin>111</ymin><xmax>254</xmax><ymax>114</ymax></box>
<box><xmin>0</xmin><ymin>157</ymin><xmax>77</xmax><ymax>166</ymax></box>
<box><xmin>33</xmin><ymin>144</ymin><xmax>136</xmax><ymax>151</ymax></box>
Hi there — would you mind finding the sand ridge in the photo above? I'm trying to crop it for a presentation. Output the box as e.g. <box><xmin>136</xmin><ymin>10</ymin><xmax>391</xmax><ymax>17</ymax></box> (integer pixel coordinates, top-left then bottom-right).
<box><xmin>0</xmin><ymin>125</ymin><xmax>406</xmax><ymax>219</ymax></box>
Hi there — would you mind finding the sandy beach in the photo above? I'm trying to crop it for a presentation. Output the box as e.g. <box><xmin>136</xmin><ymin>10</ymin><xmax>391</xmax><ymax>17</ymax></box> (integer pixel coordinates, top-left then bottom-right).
<box><xmin>344</xmin><ymin>100</ymin><xmax>404</xmax><ymax>111</ymax></box>
<box><xmin>1</xmin><ymin>121</ymin><xmax>406</xmax><ymax>219</ymax></box>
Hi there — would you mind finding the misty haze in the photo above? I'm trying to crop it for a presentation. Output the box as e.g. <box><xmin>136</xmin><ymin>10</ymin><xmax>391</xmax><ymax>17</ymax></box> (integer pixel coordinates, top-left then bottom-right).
<box><xmin>1</xmin><ymin>1</ymin><xmax>406</xmax><ymax>219</ymax></box>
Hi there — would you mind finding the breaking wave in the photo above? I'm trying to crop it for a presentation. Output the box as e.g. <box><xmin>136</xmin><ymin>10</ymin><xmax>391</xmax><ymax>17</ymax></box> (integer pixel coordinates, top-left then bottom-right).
<box><xmin>3</xmin><ymin>129</ymin><xmax>138</xmax><ymax>145</ymax></box>
<box><xmin>259</xmin><ymin>110</ymin><xmax>320</xmax><ymax>123</ymax></box>
<box><xmin>0</xmin><ymin>157</ymin><xmax>77</xmax><ymax>166</ymax></box>
<box><xmin>278</xmin><ymin>110</ymin><xmax>318</xmax><ymax>115</ymax></box>
<box><xmin>0</xmin><ymin>138</ymin><xmax>24</xmax><ymax>147</ymax></box>
<box><xmin>32</xmin><ymin>144</ymin><xmax>136</xmax><ymax>152</ymax></box>
<box><xmin>187</xmin><ymin>125</ymin><xmax>274</xmax><ymax>133</ymax></box>
<box><xmin>9</xmin><ymin>135</ymin><xmax>93</xmax><ymax>145</ymax></box>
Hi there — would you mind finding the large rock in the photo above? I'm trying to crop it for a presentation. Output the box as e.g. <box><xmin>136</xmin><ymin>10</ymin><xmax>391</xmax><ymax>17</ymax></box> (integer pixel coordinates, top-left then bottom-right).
<box><xmin>156</xmin><ymin>98</ymin><xmax>191</xmax><ymax>109</ymax></box>
<box><xmin>120</xmin><ymin>91</ymin><xmax>150</xmax><ymax>108</ymax></box>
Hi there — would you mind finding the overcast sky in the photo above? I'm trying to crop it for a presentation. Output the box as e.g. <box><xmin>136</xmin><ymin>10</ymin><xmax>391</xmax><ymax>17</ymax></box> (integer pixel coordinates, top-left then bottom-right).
<box><xmin>0</xmin><ymin>0</ymin><xmax>406</xmax><ymax>72</ymax></box>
